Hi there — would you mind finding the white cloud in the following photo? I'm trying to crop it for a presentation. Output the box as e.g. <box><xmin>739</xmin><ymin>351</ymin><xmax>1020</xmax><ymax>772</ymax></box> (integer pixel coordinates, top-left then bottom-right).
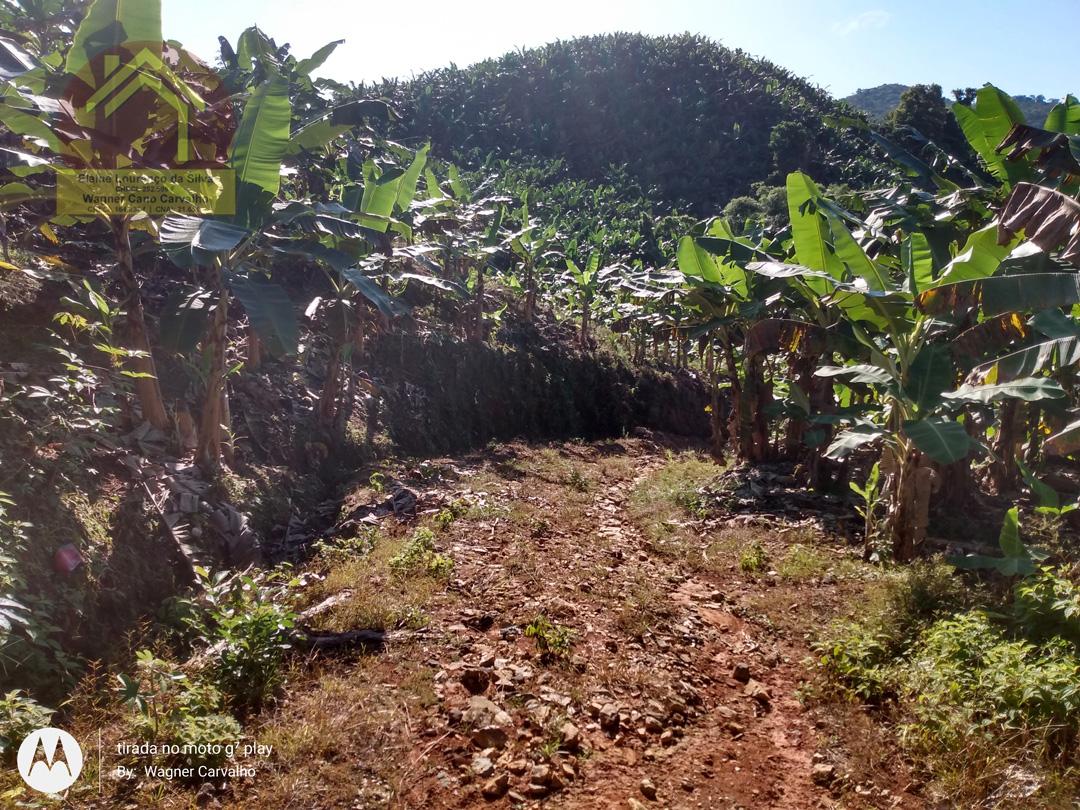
<box><xmin>832</xmin><ymin>9</ymin><xmax>891</xmax><ymax>37</ymax></box>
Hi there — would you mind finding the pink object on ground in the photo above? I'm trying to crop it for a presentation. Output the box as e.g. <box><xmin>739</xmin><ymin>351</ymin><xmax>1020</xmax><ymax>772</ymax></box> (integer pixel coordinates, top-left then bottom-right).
<box><xmin>53</xmin><ymin>544</ymin><xmax>84</xmax><ymax>574</ymax></box>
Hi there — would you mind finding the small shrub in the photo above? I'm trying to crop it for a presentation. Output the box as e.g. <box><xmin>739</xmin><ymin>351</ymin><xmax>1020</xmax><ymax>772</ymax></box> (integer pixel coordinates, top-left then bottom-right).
<box><xmin>0</xmin><ymin>492</ymin><xmax>79</xmax><ymax>687</ymax></box>
<box><xmin>434</xmin><ymin>508</ymin><xmax>456</xmax><ymax>531</ymax></box>
<box><xmin>177</xmin><ymin>568</ymin><xmax>297</xmax><ymax>712</ymax></box>
<box><xmin>739</xmin><ymin>540</ymin><xmax>769</xmax><ymax>574</ymax></box>
<box><xmin>901</xmin><ymin>611</ymin><xmax>1080</xmax><ymax>757</ymax></box>
<box><xmin>815</xmin><ymin>562</ymin><xmax>1080</xmax><ymax>803</ymax></box>
<box><xmin>529</xmin><ymin>516</ymin><xmax>551</xmax><ymax>538</ymax></box>
<box><xmin>0</xmin><ymin>690</ymin><xmax>53</xmax><ymax>762</ymax></box>
<box><xmin>1013</xmin><ymin>567</ymin><xmax>1080</xmax><ymax>648</ymax></box>
<box><xmin>368</xmin><ymin>472</ymin><xmax>387</xmax><ymax>494</ymax></box>
<box><xmin>390</xmin><ymin>528</ymin><xmax>454</xmax><ymax>579</ymax></box>
<box><xmin>673</xmin><ymin>487</ymin><xmax>708</xmax><ymax>517</ymax></box>
<box><xmin>566</xmin><ymin>467</ymin><xmax>590</xmax><ymax>492</ymax></box>
<box><xmin>117</xmin><ymin>652</ymin><xmax>186</xmax><ymax>738</ymax></box>
<box><xmin>524</xmin><ymin>615</ymin><xmax>575</xmax><ymax>661</ymax></box>
<box><xmin>815</xmin><ymin>561</ymin><xmax>968</xmax><ymax>701</ymax></box>
<box><xmin>433</xmin><ymin>499</ymin><xmax>468</xmax><ymax>531</ymax></box>
<box><xmin>116</xmin><ymin>652</ymin><xmax>241</xmax><ymax>773</ymax></box>
<box><xmin>173</xmin><ymin>713</ymin><xmax>243</xmax><ymax>768</ymax></box>
<box><xmin>313</xmin><ymin>530</ymin><xmax>378</xmax><ymax>567</ymax></box>
<box><xmin>814</xmin><ymin>620</ymin><xmax>901</xmax><ymax>702</ymax></box>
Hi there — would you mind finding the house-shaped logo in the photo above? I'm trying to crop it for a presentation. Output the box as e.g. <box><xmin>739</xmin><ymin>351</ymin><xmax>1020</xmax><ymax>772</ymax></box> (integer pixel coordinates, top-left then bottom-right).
<box><xmin>56</xmin><ymin>42</ymin><xmax>236</xmax><ymax>216</ymax></box>
<box><xmin>17</xmin><ymin>727</ymin><xmax>84</xmax><ymax>794</ymax></box>
<box><xmin>84</xmin><ymin>48</ymin><xmax>206</xmax><ymax>163</ymax></box>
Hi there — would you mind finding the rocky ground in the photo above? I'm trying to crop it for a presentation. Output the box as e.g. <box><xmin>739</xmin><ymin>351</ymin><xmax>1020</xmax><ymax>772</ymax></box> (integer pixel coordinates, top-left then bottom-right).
<box><xmin>79</xmin><ymin>435</ymin><xmax>923</xmax><ymax>809</ymax></box>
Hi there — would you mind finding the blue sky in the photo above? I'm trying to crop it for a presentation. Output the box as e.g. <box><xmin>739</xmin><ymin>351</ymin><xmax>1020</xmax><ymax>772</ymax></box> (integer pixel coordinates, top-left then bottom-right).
<box><xmin>165</xmin><ymin>0</ymin><xmax>1077</xmax><ymax>100</ymax></box>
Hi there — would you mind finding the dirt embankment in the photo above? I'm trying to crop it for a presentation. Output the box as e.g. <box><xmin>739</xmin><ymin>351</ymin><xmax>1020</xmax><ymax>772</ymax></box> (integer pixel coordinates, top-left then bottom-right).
<box><xmin>366</xmin><ymin>330</ymin><xmax>710</xmax><ymax>456</ymax></box>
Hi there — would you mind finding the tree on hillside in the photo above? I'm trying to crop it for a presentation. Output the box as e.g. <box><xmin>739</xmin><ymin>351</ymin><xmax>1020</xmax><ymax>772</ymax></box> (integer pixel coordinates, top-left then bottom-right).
<box><xmin>887</xmin><ymin>85</ymin><xmax>948</xmax><ymax>136</ymax></box>
<box><xmin>769</xmin><ymin>120</ymin><xmax>812</xmax><ymax>177</ymax></box>
<box><xmin>886</xmin><ymin>83</ymin><xmax>973</xmax><ymax>165</ymax></box>
<box><xmin>952</xmin><ymin>87</ymin><xmax>977</xmax><ymax>107</ymax></box>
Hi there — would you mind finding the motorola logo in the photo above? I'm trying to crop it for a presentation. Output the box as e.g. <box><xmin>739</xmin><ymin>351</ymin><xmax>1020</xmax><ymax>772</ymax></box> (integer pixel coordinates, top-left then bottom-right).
<box><xmin>17</xmin><ymin>727</ymin><xmax>83</xmax><ymax>793</ymax></box>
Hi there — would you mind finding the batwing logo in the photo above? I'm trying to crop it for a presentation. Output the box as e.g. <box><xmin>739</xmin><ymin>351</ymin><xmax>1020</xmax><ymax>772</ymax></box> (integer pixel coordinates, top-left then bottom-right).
<box><xmin>17</xmin><ymin>728</ymin><xmax>83</xmax><ymax>794</ymax></box>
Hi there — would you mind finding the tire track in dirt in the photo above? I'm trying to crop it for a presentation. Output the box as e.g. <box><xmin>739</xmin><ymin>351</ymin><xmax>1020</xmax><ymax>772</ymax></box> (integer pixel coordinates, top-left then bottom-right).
<box><xmin>545</xmin><ymin>458</ymin><xmax>832</xmax><ymax>809</ymax></box>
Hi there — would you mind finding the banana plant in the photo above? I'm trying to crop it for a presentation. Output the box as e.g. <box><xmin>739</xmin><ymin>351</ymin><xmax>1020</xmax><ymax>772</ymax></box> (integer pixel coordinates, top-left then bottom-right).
<box><xmin>0</xmin><ymin>0</ymin><xmax>89</xmax><ymax>60</ymax></box>
<box><xmin>157</xmin><ymin>34</ymin><xmax>414</xmax><ymax>467</ymax></box>
<box><xmin>562</xmin><ymin>251</ymin><xmax>601</xmax><ymax>348</ymax></box>
<box><xmin>302</xmin><ymin>252</ymin><xmax>406</xmax><ymax>432</ymax></box>
<box><xmin>504</xmin><ymin>196</ymin><xmax>559</xmax><ymax>323</ymax></box>
<box><xmin>402</xmin><ymin>167</ymin><xmax>511</xmax><ymax>342</ymax></box>
<box><xmin>276</xmin><ymin>147</ymin><xmax>444</xmax><ymax>433</ymax></box>
<box><xmin>157</xmin><ymin>69</ymin><xmax>298</xmax><ymax>469</ymax></box>
<box><xmin>679</xmin><ymin>198</ymin><xmax>858</xmax><ymax>466</ymax></box>
<box><xmin>735</xmin><ymin>171</ymin><xmax>1071</xmax><ymax>560</ymax></box>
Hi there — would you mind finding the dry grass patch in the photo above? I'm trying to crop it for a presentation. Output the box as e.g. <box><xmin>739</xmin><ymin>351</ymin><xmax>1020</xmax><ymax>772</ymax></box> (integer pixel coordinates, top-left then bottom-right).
<box><xmin>244</xmin><ymin>658</ymin><xmax>429</xmax><ymax>809</ymax></box>
<box><xmin>615</xmin><ymin>574</ymin><xmax>677</xmax><ymax>639</ymax></box>
<box><xmin>507</xmin><ymin>559</ymin><xmax>546</xmax><ymax>592</ymax></box>
<box><xmin>630</xmin><ymin>452</ymin><xmax>723</xmax><ymax>517</ymax></box>
<box><xmin>627</xmin><ymin>452</ymin><xmax>725</xmax><ymax>557</ymax></box>
<box><xmin>517</xmin><ymin>443</ymin><xmax>628</xmax><ymax>502</ymax></box>
<box><xmin>304</xmin><ymin>529</ymin><xmax>447</xmax><ymax>632</ymax></box>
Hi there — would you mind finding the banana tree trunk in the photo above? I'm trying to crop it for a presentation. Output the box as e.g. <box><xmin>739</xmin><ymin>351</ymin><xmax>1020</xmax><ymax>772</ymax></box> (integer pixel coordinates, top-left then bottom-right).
<box><xmin>337</xmin><ymin>320</ymin><xmax>365</xmax><ymax>436</ymax></box>
<box><xmin>706</xmin><ymin>342</ymin><xmax>727</xmax><ymax>461</ymax></box>
<box><xmin>937</xmin><ymin>417</ymin><xmax>978</xmax><ymax>508</ymax></box>
<box><xmin>1024</xmin><ymin>405</ymin><xmax>1043</xmax><ymax>465</ymax></box>
<box><xmin>723</xmin><ymin>341</ymin><xmax>754</xmax><ymax>461</ymax></box>
<box><xmin>881</xmin><ymin>446</ymin><xmax>936</xmax><ymax>562</ymax></box>
<box><xmin>808</xmin><ymin>369</ymin><xmax>836</xmax><ymax>491</ymax></box>
<box><xmin>195</xmin><ymin>291</ymin><xmax>229</xmax><ymax>471</ymax></box>
<box><xmin>993</xmin><ymin>400</ymin><xmax>1023</xmax><ymax>492</ymax></box>
<box><xmin>246</xmin><ymin>325</ymin><xmax>262</xmax><ymax>370</ymax></box>
<box><xmin>111</xmin><ymin>218</ymin><xmax>169</xmax><ymax>431</ymax></box>
<box><xmin>320</xmin><ymin>319</ymin><xmax>364</xmax><ymax>434</ymax></box>
<box><xmin>318</xmin><ymin>342</ymin><xmax>343</xmax><ymax>429</ymax></box>
<box><xmin>175</xmin><ymin>403</ymin><xmax>197</xmax><ymax>452</ymax></box>
<box><xmin>335</xmin><ymin>355</ymin><xmax>357</xmax><ymax>437</ymax></box>
<box><xmin>784</xmin><ymin>352</ymin><xmax>817</xmax><ymax>455</ymax></box>
<box><xmin>747</xmin><ymin>354</ymin><xmax>772</xmax><ymax>462</ymax></box>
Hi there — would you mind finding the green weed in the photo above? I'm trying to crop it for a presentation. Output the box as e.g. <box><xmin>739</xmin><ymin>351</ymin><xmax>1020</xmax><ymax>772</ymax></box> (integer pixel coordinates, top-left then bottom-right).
<box><xmin>739</xmin><ymin>540</ymin><xmax>769</xmax><ymax>574</ymax></box>
<box><xmin>389</xmin><ymin>528</ymin><xmax>454</xmax><ymax>579</ymax></box>
<box><xmin>0</xmin><ymin>691</ymin><xmax>53</xmax><ymax>763</ymax></box>
<box><xmin>524</xmin><ymin>615</ymin><xmax>575</xmax><ymax>661</ymax></box>
<box><xmin>814</xmin><ymin>562</ymin><xmax>1080</xmax><ymax>805</ymax></box>
<box><xmin>814</xmin><ymin>561</ymin><xmax>967</xmax><ymax>701</ymax></box>
<box><xmin>116</xmin><ymin>651</ymin><xmax>241</xmax><ymax>771</ymax></box>
<box><xmin>777</xmin><ymin>543</ymin><xmax>828</xmax><ymax>579</ymax></box>
<box><xmin>566</xmin><ymin>467</ymin><xmax>591</xmax><ymax>492</ymax></box>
